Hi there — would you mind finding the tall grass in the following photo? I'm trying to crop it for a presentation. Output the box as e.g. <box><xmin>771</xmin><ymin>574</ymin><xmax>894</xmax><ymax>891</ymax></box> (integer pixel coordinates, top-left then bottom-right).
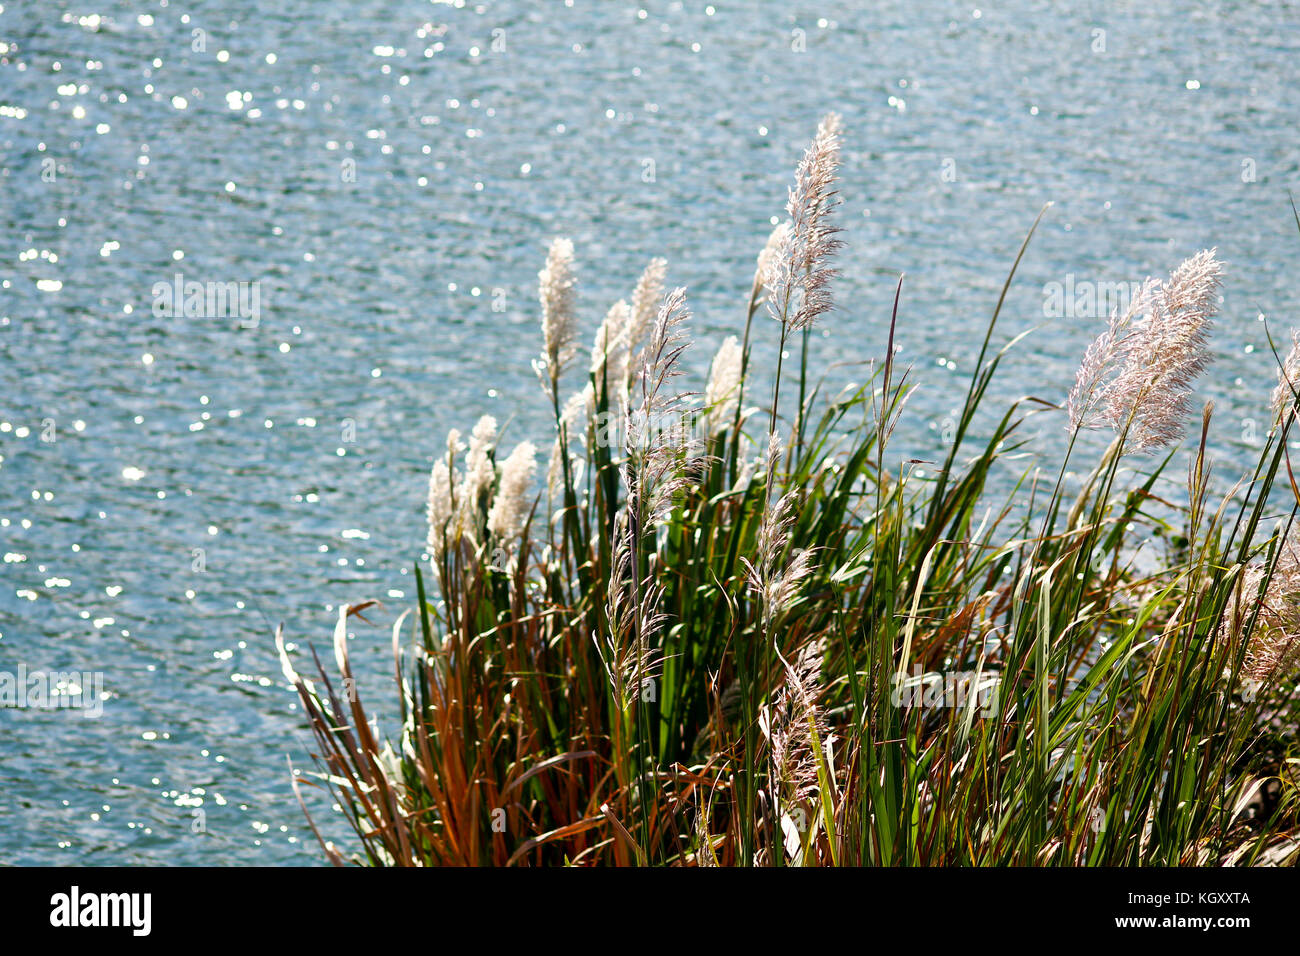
<box><xmin>277</xmin><ymin>119</ymin><xmax>1300</xmax><ymax>866</ymax></box>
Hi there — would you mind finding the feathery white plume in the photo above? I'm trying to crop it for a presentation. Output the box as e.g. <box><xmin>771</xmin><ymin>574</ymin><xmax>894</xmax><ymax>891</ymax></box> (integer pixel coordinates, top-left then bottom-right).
<box><xmin>427</xmin><ymin>429</ymin><xmax>469</xmax><ymax>565</ymax></box>
<box><xmin>627</xmin><ymin>257</ymin><xmax>667</xmax><ymax>359</ymax></box>
<box><xmin>426</xmin><ymin>460</ymin><xmax>454</xmax><ymax>563</ymax></box>
<box><xmin>756</xmin><ymin>220</ymin><xmax>792</xmax><ymax>291</ymax></box>
<box><xmin>705</xmin><ymin>335</ymin><xmax>743</xmax><ymax>434</ymax></box>
<box><xmin>1221</xmin><ymin>531</ymin><xmax>1300</xmax><ymax>683</ymax></box>
<box><xmin>626</xmin><ymin>287</ymin><xmax>702</xmax><ymax>525</ymax></box>
<box><xmin>561</xmin><ymin>383</ymin><xmax>595</xmax><ymax>432</ymax></box>
<box><xmin>767</xmin><ymin>640</ymin><xmax>827</xmax><ymax>802</ymax></box>
<box><xmin>733</xmin><ymin>435</ymin><xmax>760</xmax><ymax>492</ymax></box>
<box><xmin>459</xmin><ymin>415</ymin><xmax>497</xmax><ymax>511</ymax></box>
<box><xmin>762</xmin><ymin>113</ymin><xmax>844</xmax><ymax>333</ymax></box>
<box><xmin>538</xmin><ymin>237</ymin><xmax>578</xmax><ymax>389</ymax></box>
<box><xmin>742</xmin><ymin>433</ymin><xmax>817</xmax><ymax>623</ymax></box>
<box><xmin>487</xmin><ymin>440</ymin><xmax>537</xmax><ymax>544</ymax></box>
<box><xmin>591</xmin><ymin>300</ymin><xmax>633</xmax><ymax>405</ymax></box>
<box><xmin>1069</xmin><ymin>249</ymin><xmax>1223</xmax><ymax>451</ymax></box>
<box><xmin>599</xmin><ymin>287</ymin><xmax>702</xmax><ymax>708</ymax></box>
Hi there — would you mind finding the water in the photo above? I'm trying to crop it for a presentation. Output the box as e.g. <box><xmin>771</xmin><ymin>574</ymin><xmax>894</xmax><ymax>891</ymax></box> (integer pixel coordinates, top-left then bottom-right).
<box><xmin>1</xmin><ymin>1</ymin><xmax>1297</xmax><ymax>865</ymax></box>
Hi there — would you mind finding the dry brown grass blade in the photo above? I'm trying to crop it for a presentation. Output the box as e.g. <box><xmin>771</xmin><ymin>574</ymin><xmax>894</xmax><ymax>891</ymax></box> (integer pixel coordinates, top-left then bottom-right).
<box><xmin>600</xmin><ymin>802</ymin><xmax>647</xmax><ymax>866</ymax></box>
<box><xmin>346</xmin><ymin>599</ymin><xmax>383</xmax><ymax>623</ymax></box>
<box><xmin>501</xmin><ymin>751</ymin><xmax>599</xmax><ymax>799</ymax></box>
<box><xmin>505</xmin><ymin>815</ymin><xmax>607</xmax><ymax>866</ymax></box>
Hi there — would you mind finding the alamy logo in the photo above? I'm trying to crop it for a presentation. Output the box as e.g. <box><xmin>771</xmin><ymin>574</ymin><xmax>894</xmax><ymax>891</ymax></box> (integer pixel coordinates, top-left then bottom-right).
<box><xmin>889</xmin><ymin>665</ymin><xmax>1000</xmax><ymax>717</ymax></box>
<box><xmin>152</xmin><ymin>272</ymin><xmax>262</xmax><ymax>327</ymax></box>
<box><xmin>50</xmin><ymin>886</ymin><xmax>151</xmax><ymax>936</ymax></box>
<box><xmin>0</xmin><ymin>664</ymin><xmax>104</xmax><ymax>718</ymax></box>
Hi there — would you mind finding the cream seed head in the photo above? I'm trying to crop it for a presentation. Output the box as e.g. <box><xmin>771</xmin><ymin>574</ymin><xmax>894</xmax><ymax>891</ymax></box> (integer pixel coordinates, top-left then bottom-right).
<box><xmin>539</xmin><ymin>237</ymin><xmax>578</xmax><ymax>386</ymax></box>
<box><xmin>704</xmin><ymin>335</ymin><xmax>743</xmax><ymax>434</ymax></box>
<box><xmin>487</xmin><ymin>440</ymin><xmax>538</xmax><ymax>544</ymax></box>
<box><xmin>762</xmin><ymin>113</ymin><xmax>844</xmax><ymax>333</ymax></box>
<box><xmin>1069</xmin><ymin>249</ymin><xmax>1223</xmax><ymax>452</ymax></box>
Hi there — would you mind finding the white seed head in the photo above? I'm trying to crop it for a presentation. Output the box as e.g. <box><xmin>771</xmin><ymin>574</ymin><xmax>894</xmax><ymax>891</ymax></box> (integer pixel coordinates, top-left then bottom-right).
<box><xmin>1069</xmin><ymin>249</ymin><xmax>1223</xmax><ymax>452</ymax></box>
<box><xmin>487</xmin><ymin>440</ymin><xmax>537</xmax><ymax>543</ymax></box>
<box><xmin>768</xmin><ymin>640</ymin><xmax>827</xmax><ymax>801</ymax></box>
<box><xmin>460</xmin><ymin>415</ymin><xmax>498</xmax><ymax>504</ymax></box>
<box><xmin>705</xmin><ymin>335</ymin><xmax>743</xmax><ymax>434</ymax></box>
<box><xmin>763</xmin><ymin>113</ymin><xmax>844</xmax><ymax>333</ymax></box>
<box><xmin>426</xmin><ymin>459</ymin><xmax>454</xmax><ymax>563</ymax></box>
<box><xmin>539</xmin><ymin>237</ymin><xmax>578</xmax><ymax>384</ymax></box>
<box><xmin>756</xmin><ymin>221</ymin><xmax>792</xmax><ymax>290</ymax></box>
<box><xmin>1221</xmin><ymin>532</ymin><xmax>1300</xmax><ymax>683</ymax></box>
<box><xmin>627</xmin><ymin>257</ymin><xmax>668</xmax><ymax>358</ymax></box>
<box><xmin>591</xmin><ymin>299</ymin><xmax>631</xmax><ymax>384</ymax></box>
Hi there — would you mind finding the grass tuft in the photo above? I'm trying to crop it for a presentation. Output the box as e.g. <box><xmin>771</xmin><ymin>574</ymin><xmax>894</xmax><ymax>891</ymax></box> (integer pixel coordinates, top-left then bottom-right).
<box><xmin>279</xmin><ymin>119</ymin><xmax>1300</xmax><ymax>867</ymax></box>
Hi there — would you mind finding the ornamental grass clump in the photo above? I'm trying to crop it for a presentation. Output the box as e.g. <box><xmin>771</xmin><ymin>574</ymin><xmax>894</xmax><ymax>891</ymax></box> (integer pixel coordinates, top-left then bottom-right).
<box><xmin>279</xmin><ymin>118</ymin><xmax>1300</xmax><ymax>867</ymax></box>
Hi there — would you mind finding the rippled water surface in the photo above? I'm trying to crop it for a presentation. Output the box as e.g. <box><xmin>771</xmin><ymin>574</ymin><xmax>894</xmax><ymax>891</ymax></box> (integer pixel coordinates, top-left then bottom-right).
<box><xmin>2</xmin><ymin>1</ymin><xmax>1298</xmax><ymax>864</ymax></box>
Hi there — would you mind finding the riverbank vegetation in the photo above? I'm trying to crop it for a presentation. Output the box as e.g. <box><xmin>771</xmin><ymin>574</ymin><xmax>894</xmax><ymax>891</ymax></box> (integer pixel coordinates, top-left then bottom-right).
<box><xmin>277</xmin><ymin>116</ymin><xmax>1300</xmax><ymax>866</ymax></box>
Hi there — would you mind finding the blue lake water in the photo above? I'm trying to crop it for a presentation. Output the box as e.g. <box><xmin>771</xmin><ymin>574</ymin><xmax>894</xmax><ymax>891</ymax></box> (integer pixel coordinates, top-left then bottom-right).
<box><xmin>1</xmin><ymin>1</ymin><xmax>1298</xmax><ymax>864</ymax></box>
